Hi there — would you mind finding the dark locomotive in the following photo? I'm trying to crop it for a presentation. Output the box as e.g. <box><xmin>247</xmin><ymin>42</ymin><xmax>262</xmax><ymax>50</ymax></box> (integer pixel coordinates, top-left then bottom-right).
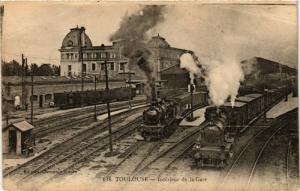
<box><xmin>192</xmin><ymin>86</ymin><xmax>290</xmax><ymax>168</ymax></box>
<box><xmin>53</xmin><ymin>87</ymin><xmax>136</xmax><ymax>109</ymax></box>
<box><xmin>140</xmin><ymin>91</ymin><xmax>208</xmax><ymax>141</ymax></box>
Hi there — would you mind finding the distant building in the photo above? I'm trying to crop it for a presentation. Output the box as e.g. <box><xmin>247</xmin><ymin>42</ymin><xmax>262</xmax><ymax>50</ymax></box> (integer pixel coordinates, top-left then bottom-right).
<box><xmin>59</xmin><ymin>26</ymin><xmax>190</xmax><ymax>80</ymax></box>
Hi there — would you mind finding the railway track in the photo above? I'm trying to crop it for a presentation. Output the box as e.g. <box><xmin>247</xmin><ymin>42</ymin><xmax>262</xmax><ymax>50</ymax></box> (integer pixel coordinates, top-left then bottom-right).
<box><xmin>33</xmin><ymin>100</ymin><xmax>146</xmax><ymax>137</ymax></box>
<box><xmin>131</xmin><ymin>128</ymin><xmax>201</xmax><ymax>178</ymax></box>
<box><xmin>219</xmin><ymin>110</ymin><xmax>296</xmax><ymax>191</ymax></box>
<box><xmin>21</xmin><ymin>117</ymin><xmax>143</xmax><ymax>185</ymax></box>
<box><xmin>245</xmin><ymin>127</ymin><xmax>286</xmax><ymax>191</ymax></box>
<box><xmin>104</xmin><ymin>141</ymin><xmax>163</xmax><ymax>177</ymax></box>
<box><xmin>3</xmin><ymin>106</ymin><xmax>146</xmax><ymax>180</ymax></box>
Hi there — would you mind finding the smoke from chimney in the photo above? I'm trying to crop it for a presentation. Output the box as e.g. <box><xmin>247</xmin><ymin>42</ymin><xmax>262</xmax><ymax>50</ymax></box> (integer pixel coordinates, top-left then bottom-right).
<box><xmin>109</xmin><ymin>5</ymin><xmax>165</xmax><ymax>100</ymax></box>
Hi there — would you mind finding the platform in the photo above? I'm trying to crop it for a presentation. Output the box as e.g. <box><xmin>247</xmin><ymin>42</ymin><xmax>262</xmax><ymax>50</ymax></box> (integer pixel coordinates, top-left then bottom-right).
<box><xmin>97</xmin><ymin>104</ymin><xmax>147</xmax><ymax>121</ymax></box>
<box><xmin>179</xmin><ymin>106</ymin><xmax>209</xmax><ymax>127</ymax></box>
<box><xmin>266</xmin><ymin>94</ymin><xmax>298</xmax><ymax>118</ymax></box>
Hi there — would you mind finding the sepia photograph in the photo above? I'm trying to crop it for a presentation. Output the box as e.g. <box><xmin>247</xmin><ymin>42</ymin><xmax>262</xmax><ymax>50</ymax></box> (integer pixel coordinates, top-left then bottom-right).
<box><xmin>0</xmin><ymin>2</ymin><xmax>298</xmax><ymax>191</ymax></box>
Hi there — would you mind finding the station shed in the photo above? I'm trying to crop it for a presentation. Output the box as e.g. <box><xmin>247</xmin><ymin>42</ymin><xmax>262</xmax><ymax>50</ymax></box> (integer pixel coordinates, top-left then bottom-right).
<box><xmin>2</xmin><ymin>121</ymin><xmax>34</xmax><ymax>155</ymax></box>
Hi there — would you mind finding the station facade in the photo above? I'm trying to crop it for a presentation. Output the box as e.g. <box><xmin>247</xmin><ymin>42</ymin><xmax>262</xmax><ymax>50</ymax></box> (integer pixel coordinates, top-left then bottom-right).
<box><xmin>59</xmin><ymin>26</ymin><xmax>189</xmax><ymax>81</ymax></box>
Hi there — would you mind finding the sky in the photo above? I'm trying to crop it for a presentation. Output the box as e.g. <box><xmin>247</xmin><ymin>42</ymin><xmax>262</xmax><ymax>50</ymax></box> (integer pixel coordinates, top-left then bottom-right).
<box><xmin>2</xmin><ymin>2</ymin><xmax>298</xmax><ymax>68</ymax></box>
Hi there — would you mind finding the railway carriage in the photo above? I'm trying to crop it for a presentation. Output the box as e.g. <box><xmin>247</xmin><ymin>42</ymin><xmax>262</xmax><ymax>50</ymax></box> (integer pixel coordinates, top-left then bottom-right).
<box><xmin>54</xmin><ymin>87</ymin><xmax>136</xmax><ymax>109</ymax></box>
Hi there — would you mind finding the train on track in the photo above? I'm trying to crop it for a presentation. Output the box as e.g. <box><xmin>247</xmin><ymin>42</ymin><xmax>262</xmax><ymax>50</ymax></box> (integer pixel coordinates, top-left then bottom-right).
<box><xmin>140</xmin><ymin>91</ymin><xmax>208</xmax><ymax>141</ymax></box>
<box><xmin>192</xmin><ymin>85</ymin><xmax>290</xmax><ymax>168</ymax></box>
<box><xmin>53</xmin><ymin>87</ymin><xmax>136</xmax><ymax>109</ymax></box>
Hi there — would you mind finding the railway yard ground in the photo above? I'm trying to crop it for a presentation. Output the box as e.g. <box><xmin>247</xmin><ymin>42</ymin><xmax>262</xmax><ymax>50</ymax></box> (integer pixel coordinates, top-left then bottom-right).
<box><xmin>3</xmin><ymin>96</ymin><xmax>147</xmax><ymax>169</ymax></box>
<box><xmin>3</xmin><ymin>96</ymin><xmax>299</xmax><ymax>191</ymax></box>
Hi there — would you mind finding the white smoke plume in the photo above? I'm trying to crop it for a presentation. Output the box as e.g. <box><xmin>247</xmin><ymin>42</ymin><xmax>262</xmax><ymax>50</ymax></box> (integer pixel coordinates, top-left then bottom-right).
<box><xmin>179</xmin><ymin>52</ymin><xmax>202</xmax><ymax>85</ymax></box>
<box><xmin>179</xmin><ymin>52</ymin><xmax>244</xmax><ymax>107</ymax></box>
<box><xmin>201</xmin><ymin>57</ymin><xmax>244</xmax><ymax>107</ymax></box>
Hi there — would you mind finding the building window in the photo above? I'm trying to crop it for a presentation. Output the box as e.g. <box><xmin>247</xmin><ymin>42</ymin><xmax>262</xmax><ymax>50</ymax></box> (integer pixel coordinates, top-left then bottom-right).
<box><xmin>83</xmin><ymin>64</ymin><xmax>87</xmax><ymax>74</ymax></box>
<box><xmin>110</xmin><ymin>53</ymin><xmax>116</xmax><ymax>58</ymax></box>
<box><xmin>119</xmin><ymin>62</ymin><xmax>126</xmax><ymax>71</ymax></box>
<box><xmin>101</xmin><ymin>53</ymin><xmax>106</xmax><ymax>58</ymax></box>
<box><xmin>101</xmin><ymin>63</ymin><xmax>105</xmax><ymax>71</ymax></box>
<box><xmin>96</xmin><ymin>53</ymin><xmax>100</xmax><ymax>59</ymax></box>
<box><xmin>92</xmin><ymin>63</ymin><xmax>96</xmax><ymax>71</ymax></box>
<box><xmin>109</xmin><ymin>63</ymin><xmax>114</xmax><ymax>71</ymax></box>
<box><xmin>68</xmin><ymin>65</ymin><xmax>72</xmax><ymax>76</ymax></box>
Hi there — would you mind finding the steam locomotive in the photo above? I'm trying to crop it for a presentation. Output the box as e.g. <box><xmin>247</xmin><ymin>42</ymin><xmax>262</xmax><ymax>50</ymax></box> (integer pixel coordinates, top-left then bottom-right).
<box><xmin>140</xmin><ymin>91</ymin><xmax>208</xmax><ymax>141</ymax></box>
<box><xmin>192</xmin><ymin>86</ymin><xmax>290</xmax><ymax>168</ymax></box>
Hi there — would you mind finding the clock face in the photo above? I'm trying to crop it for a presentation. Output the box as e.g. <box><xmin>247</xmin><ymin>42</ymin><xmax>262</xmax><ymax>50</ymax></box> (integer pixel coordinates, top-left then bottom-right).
<box><xmin>67</xmin><ymin>40</ymin><xmax>73</xmax><ymax>46</ymax></box>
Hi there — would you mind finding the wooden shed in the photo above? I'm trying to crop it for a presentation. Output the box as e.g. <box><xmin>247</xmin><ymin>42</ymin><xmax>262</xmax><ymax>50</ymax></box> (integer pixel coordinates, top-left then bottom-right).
<box><xmin>3</xmin><ymin>121</ymin><xmax>34</xmax><ymax>155</ymax></box>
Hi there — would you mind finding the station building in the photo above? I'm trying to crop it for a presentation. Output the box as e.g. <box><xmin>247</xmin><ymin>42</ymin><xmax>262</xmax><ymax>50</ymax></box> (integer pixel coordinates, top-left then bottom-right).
<box><xmin>59</xmin><ymin>26</ymin><xmax>190</xmax><ymax>81</ymax></box>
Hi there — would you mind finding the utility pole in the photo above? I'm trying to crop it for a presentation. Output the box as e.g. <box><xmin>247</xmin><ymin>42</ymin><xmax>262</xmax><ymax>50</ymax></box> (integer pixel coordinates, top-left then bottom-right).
<box><xmin>80</xmin><ymin>28</ymin><xmax>85</xmax><ymax>107</ymax></box>
<box><xmin>104</xmin><ymin>53</ymin><xmax>113</xmax><ymax>153</ymax></box>
<box><xmin>30</xmin><ymin>64</ymin><xmax>34</xmax><ymax>124</ymax></box>
<box><xmin>25</xmin><ymin>58</ymin><xmax>28</xmax><ymax>111</ymax></box>
<box><xmin>190</xmin><ymin>84</ymin><xmax>194</xmax><ymax>120</ymax></box>
<box><xmin>94</xmin><ymin>75</ymin><xmax>97</xmax><ymax>121</ymax></box>
<box><xmin>21</xmin><ymin>54</ymin><xmax>25</xmax><ymax>110</ymax></box>
<box><xmin>119</xmin><ymin>71</ymin><xmax>135</xmax><ymax>109</ymax></box>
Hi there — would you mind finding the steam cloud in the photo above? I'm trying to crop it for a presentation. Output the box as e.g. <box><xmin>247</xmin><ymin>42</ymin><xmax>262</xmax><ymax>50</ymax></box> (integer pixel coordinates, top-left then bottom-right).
<box><xmin>180</xmin><ymin>52</ymin><xmax>244</xmax><ymax>107</ymax></box>
<box><xmin>179</xmin><ymin>52</ymin><xmax>202</xmax><ymax>85</ymax></box>
<box><xmin>109</xmin><ymin>5</ymin><xmax>165</xmax><ymax>100</ymax></box>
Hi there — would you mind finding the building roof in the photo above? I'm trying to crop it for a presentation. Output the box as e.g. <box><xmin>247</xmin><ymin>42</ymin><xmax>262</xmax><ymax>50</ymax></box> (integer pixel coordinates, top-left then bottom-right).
<box><xmin>147</xmin><ymin>34</ymin><xmax>170</xmax><ymax>48</ymax></box>
<box><xmin>61</xmin><ymin>26</ymin><xmax>93</xmax><ymax>48</ymax></box>
<box><xmin>4</xmin><ymin>121</ymin><xmax>34</xmax><ymax>132</ymax></box>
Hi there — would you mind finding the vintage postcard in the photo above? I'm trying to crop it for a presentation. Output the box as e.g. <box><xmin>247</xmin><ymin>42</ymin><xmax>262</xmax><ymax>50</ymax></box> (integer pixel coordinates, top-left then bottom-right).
<box><xmin>1</xmin><ymin>1</ymin><xmax>298</xmax><ymax>191</ymax></box>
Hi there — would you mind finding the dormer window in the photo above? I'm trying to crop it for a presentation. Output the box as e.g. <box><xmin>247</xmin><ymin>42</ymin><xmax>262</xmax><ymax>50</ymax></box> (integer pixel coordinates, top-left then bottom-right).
<box><xmin>67</xmin><ymin>40</ymin><xmax>73</xmax><ymax>46</ymax></box>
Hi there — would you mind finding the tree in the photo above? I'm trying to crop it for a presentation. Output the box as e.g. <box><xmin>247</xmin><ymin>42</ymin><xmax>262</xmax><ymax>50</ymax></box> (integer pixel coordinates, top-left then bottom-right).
<box><xmin>37</xmin><ymin>64</ymin><xmax>53</xmax><ymax>76</ymax></box>
<box><xmin>1</xmin><ymin>60</ymin><xmax>22</xmax><ymax>76</ymax></box>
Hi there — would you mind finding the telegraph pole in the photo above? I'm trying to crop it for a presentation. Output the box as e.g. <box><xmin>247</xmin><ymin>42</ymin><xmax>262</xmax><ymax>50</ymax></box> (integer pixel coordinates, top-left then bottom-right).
<box><xmin>104</xmin><ymin>53</ymin><xmax>113</xmax><ymax>153</ymax></box>
<box><xmin>94</xmin><ymin>75</ymin><xmax>97</xmax><ymax>121</ymax></box>
<box><xmin>21</xmin><ymin>54</ymin><xmax>25</xmax><ymax>110</ymax></box>
<box><xmin>25</xmin><ymin>58</ymin><xmax>28</xmax><ymax>111</ymax></box>
<box><xmin>190</xmin><ymin>84</ymin><xmax>194</xmax><ymax>120</ymax></box>
<box><xmin>30</xmin><ymin>64</ymin><xmax>34</xmax><ymax>124</ymax></box>
<box><xmin>80</xmin><ymin>28</ymin><xmax>85</xmax><ymax>107</ymax></box>
<box><xmin>119</xmin><ymin>71</ymin><xmax>135</xmax><ymax>109</ymax></box>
